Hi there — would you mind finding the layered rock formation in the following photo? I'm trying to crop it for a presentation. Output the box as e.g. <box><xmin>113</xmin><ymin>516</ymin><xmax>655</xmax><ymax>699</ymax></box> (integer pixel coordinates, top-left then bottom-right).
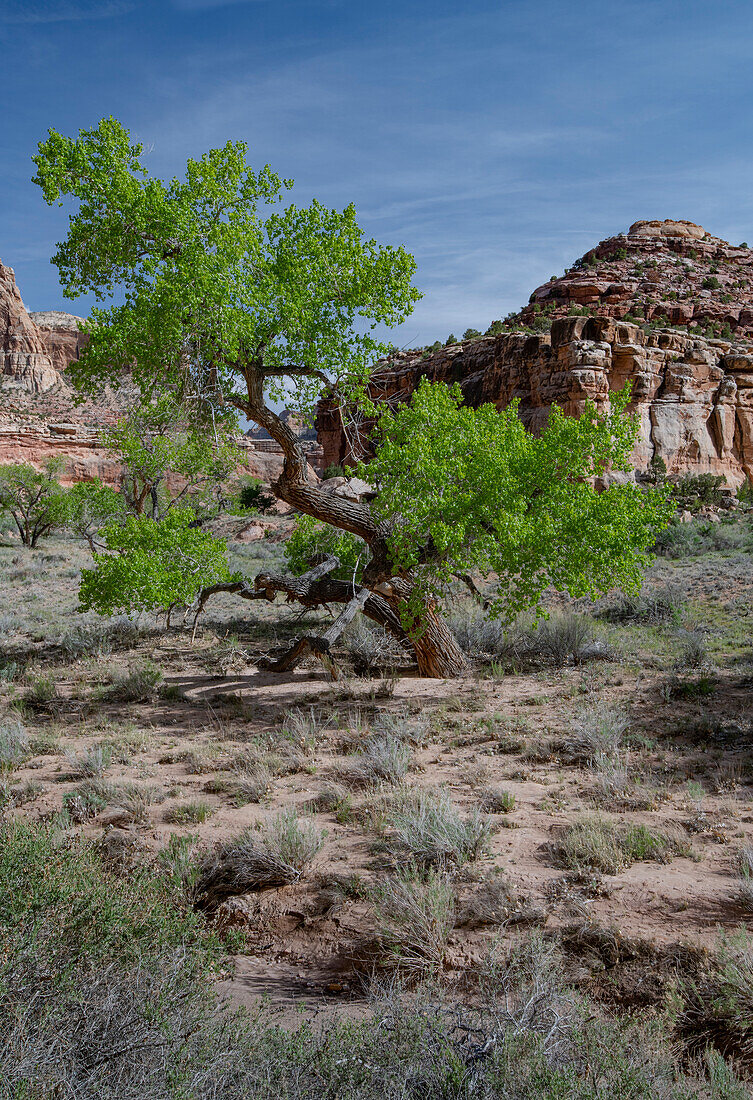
<box><xmin>316</xmin><ymin>316</ymin><xmax>753</xmax><ymax>488</ymax></box>
<box><xmin>517</xmin><ymin>219</ymin><xmax>753</xmax><ymax>337</ymax></box>
<box><xmin>316</xmin><ymin>221</ymin><xmax>753</xmax><ymax>487</ymax></box>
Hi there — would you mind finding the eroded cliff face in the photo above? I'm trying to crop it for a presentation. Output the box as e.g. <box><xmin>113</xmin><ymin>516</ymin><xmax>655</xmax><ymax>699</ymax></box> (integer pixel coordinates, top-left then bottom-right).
<box><xmin>0</xmin><ymin>260</ymin><xmax>310</xmax><ymax>486</ymax></box>
<box><xmin>316</xmin><ymin>316</ymin><xmax>753</xmax><ymax>487</ymax></box>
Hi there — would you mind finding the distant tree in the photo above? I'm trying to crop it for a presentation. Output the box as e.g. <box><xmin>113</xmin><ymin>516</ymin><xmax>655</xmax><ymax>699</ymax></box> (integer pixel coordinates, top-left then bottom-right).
<box><xmin>0</xmin><ymin>460</ymin><xmax>69</xmax><ymax>548</ymax></box>
<box><xmin>234</xmin><ymin>476</ymin><xmax>275</xmax><ymax>513</ymax></box>
<box><xmin>66</xmin><ymin>479</ymin><xmax>126</xmax><ymax>552</ymax></box>
<box><xmin>79</xmin><ymin>509</ymin><xmax>232</xmax><ymax>619</ymax></box>
<box><xmin>103</xmin><ymin>397</ymin><xmax>240</xmax><ymax>521</ymax></box>
<box><xmin>444</xmin><ymin>334</ymin><xmax>458</xmax><ymax>345</ymax></box>
<box><xmin>462</xmin><ymin>328</ymin><xmax>481</xmax><ymax>341</ymax></box>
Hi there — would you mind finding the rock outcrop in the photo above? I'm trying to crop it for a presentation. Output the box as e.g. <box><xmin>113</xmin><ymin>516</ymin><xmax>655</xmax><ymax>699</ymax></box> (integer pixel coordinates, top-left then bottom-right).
<box><xmin>517</xmin><ymin>219</ymin><xmax>753</xmax><ymax>338</ymax></box>
<box><xmin>316</xmin><ymin>316</ymin><xmax>753</xmax><ymax>488</ymax></box>
<box><xmin>0</xmin><ymin>260</ymin><xmax>312</xmax><ymax>486</ymax></box>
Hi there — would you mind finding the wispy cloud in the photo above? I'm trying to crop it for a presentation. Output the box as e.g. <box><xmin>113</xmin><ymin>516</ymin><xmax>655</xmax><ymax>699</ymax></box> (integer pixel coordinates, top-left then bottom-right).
<box><xmin>0</xmin><ymin>1</ymin><xmax>134</xmax><ymax>23</ymax></box>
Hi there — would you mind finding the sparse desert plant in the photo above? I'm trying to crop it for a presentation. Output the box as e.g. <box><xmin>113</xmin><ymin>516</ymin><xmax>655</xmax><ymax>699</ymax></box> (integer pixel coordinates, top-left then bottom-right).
<box><xmin>601</xmin><ymin>582</ymin><xmax>684</xmax><ymax>624</ymax></box>
<box><xmin>525</xmin><ymin>611</ymin><xmax>600</xmax><ymax>667</ymax></box>
<box><xmin>343</xmin><ymin>619</ymin><xmax>398</xmax><ymax>674</ymax></box>
<box><xmin>552</xmin><ymin>816</ymin><xmax>692</xmax><ymax>875</ymax></box>
<box><xmin>372</xmin><ymin>866</ymin><xmax>455</xmax><ymax>974</ymax></box>
<box><xmin>62</xmin><ymin>779</ymin><xmax>115</xmax><ymax>822</ymax></box>
<box><xmin>387</xmin><ymin>788</ymin><xmax>493</xmax><ymax>869</ymax></box>
<box><xmin>562</xmin><ymin>701</ymin><xmax>628</xmax><ymax>762</ymax></box>
<box><xmin>281</xmin><ymin>706</ymin><xmax>330</xmax><ymax>754</ymax></box>
<box><xmin>199</xmin><ymin>809</ymin><xmax>325</xmax><ymax>901</ymax></box>
<box><xmin>675</xmin><ymin>627</ymin><xmax>709</xmax><ymax>669</ymax></box>
<box><xmin>734</xmin><ymin>846</ymin><xmax>753</xmax><ymax>911</ymax></box>
<box><xmin>165</xmin><ymin>800</ymin><xmax>214</xmax><ymax>825</ymax></box>
<box><xmin>479</xmin><ymin>786</ymin><xmax>516</xmax><ymax>813</ymax></box>
<box><xmin>339</xmin><ymin>735</ymin><xmax>412</xmax><ymax>787</ymax></box>
<box><xmin>679</xmin><ymin>930</ymin><xmax>753</xmax><ymax>1065</ymax></box>
<box><xmin>22</xmin><ymin>675</ymin><xmax>59</xmax><ymax>713</ymax></box>
<box><xmin>102</xmin><ymin>659</ymin><xmax>163</xmax><ymax>703</ymax></box>
<box><xmin>0</xmin><ymin>715</ymin><xmax>30</xmax><ymax>773</ymax></box>
<box><xmin>308</xmin><ymin>782</ymin><xmax>352</xmax><ymax>819</ymax></box>
<box><xmin>458</xmin><ymin>875</ymin><xmax>545</xmax><ymax>927</ymax></box>
<box><xmin>230</xmin><ymin>763</ymin><xmax>273</xmax><ymax>805</ymax></box>
<box><xmin>64</xmin><ymin>743</ymin><xmax>112</xmax><ymax>779</ymax></box>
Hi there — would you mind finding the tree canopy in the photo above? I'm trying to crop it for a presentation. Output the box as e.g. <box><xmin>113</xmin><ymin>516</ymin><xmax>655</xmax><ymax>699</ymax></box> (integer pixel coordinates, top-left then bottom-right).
<box><xmin>33</xmin><ymin>117</ymin><xmax>420</xmax><ymax>418</ymax></box>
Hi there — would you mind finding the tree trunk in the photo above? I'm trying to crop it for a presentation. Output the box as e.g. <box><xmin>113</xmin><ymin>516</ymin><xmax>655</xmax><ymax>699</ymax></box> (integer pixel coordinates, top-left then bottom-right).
<box><xmin>390</xmin><ymin>593</ymin><xmax>466</xmax><ymax>678</ymax></box>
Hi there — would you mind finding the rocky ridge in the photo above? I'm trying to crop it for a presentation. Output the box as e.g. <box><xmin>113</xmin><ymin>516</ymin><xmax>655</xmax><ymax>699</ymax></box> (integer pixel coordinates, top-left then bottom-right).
<box><xmin>316</xmin><ymin>221</ymin><xmax>753</xmax><ymax>487</ymax></box>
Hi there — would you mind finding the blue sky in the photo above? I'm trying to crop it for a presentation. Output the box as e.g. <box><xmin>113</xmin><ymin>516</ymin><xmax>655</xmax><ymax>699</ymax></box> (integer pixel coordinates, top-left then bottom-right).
<box><xmin>2</xmin><ymin>0</ymin><xmax>753</xmax><ymax>347</ymax></box>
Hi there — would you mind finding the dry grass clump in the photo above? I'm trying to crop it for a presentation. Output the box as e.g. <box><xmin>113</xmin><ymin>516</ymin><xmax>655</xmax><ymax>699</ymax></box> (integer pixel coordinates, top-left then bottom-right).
<box><xmin>337</xmin><ymin>734</ymin><xmax>412</xmax><ymax>787</ymax></box>
<box><xmin>280</xmin><ymin>706</ymin><xmax>330</xmax><ymax>754</ymax></box>
<box><xmin>479</xmin><ymin>786</ymin><xmax>516</xmax><ymax>813</ymax></box>
<box><xmin>165</xmin><ymin>800</ymin><xmax>214</xmax><ymax>825</ymax></box>
<box><xmin>560</xmin><ymin>701</ymin><xmax>628</xmax><ymax>763</ymax></box>
<box><xmin>679</xmin><ymin>931</ymin><xmax>753</xmax><ymax>1065</ymax></box>
<box><xmin>385</xmin><ymin>787</ymin><xmax>493</xmax><ymax>870</ymax></box>
<box><xmin>372</xmin><ymin>866</ymin><xmax>455</xmax><ymax>975</ymax></box>
<box><xmin>199</xmin><ymin>809</ymin><xmax>324</xmax><ymax>902</ymax></box>
<box><xmin>733</xmin><ymin>846</ymin><xmax>753</xmax><ymax>911</ymax></box>
<box><xmin>0</xmin><ymin>714</ymin><xmax>30</xmax><ymax>774</ymax></box>
<box><xmin>552</xmin><ymin>815</ymin><xmax>693</xmax><ymax>875</ymax></box>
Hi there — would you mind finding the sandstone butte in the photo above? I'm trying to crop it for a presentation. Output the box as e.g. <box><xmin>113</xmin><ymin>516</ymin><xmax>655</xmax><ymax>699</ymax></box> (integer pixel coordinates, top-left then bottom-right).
<box><xmin>5</xmin><ymin>218</ymin><xmax>753</xmax><ymax>489</ymax></box>
<box><xmin>0</xmin><ymin>259</ymin><xmax>320</xmax><ymax>486</ymax></box>
<box><xmin>316</xmin><ymin>220</ymin><xmax>753</xmax><ymax>488</ymax></box>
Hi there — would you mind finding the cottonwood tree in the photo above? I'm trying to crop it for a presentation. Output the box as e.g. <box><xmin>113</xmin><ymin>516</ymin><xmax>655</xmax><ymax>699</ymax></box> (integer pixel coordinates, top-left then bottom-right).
<box><xmin>34</xmin><ymin>118</ymin><xmax>670</xmax><ymax>676</ymax></box>
<box><xmin>0</xmin><ymin>460</ymin><xmax>70</xmax><ymax>548</ymax></box>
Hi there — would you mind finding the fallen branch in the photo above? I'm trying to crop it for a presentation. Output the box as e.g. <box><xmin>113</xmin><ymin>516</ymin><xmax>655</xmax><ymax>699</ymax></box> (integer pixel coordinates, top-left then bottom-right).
<box><xmin>257</xmin><ymin>587</ymin><xmax>371</xmax><ymax>677</ymax></box>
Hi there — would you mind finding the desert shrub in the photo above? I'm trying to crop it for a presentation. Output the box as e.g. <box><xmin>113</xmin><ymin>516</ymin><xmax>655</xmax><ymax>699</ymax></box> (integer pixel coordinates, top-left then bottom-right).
<box><xmin>0</xmin><ymin>715</ymin><xmax>30</xmax><ymax>774</ymax></box>
<box><xmin>458</xmin><ymin>876</ymin><xmax>545</xmax><ymax>927</ymax></box>
<box><xmin>387</xmin><ymin>788</ymin><xmax>493</xmax><ymax>869</ymax></box>
<box><xmin>451</xmin><ymin>610</ymin><xmax>602</xmax><ymax>667</ymax></box>
<box><xmin>321</xmin><ymin>464</ymin><xmax>346</xmax><ymax>480</ymax></box>
<box><xmin>552</xmin><ymin>816</ymin><xmax>692</xmax><ymax>875</ymax></box>
<box><xmin>600</xmin><ymin>582</ymin><xmax>684</xmax><ymax>624</ymax></box>
<box><xmin>679</xmin><ymin>931</ymin><xmax>753</xmax><ymax>1066</ymax></box>
<box><xmin>479</xmin><ymin>786</ymin><xmax>516</xmax><ymax>813</ymax></box>
<box><xmin>339</xmin><ymin>735</ymin><xmax>412</xmax><ymax>786</ymax></box>
<box><xmin>280</xmin><ymin>706</ymin><xmax>330</xmax><ymax>753</ymax></box>
<box><xmin>64</xmin><ymin>744</ymin><xmax>112</xmax><ymax>779</ymax></box>
<box><xmin>372</xmin><ymin>867</ymin><xmax>455</xmax><ymax>974</ymax></box>
<box><xmin>671</xmin><ymin>473</ymin><xmax>727</xmax><ymax>511</ymax></box>
<box><xmin>63</xmin><ymin>779</ymin><xmax>116</xmax><ymax>822</ymax></box>
<box><xmin>58</xmin><ymin>617</ymin><xmax>142</xmax><ymax>659</ymax></box>
<box><xmin>342</xmin><ymin>619</ymin><xmax>399</xmax><ymax>674</ymax></box>
<box><xmin>735</xmin><ymin>847</ymin><xmax>753</xmax><ymax>912</ymax></box>
<box><xmin>230</xmin><ymin>763</ymin><xmax>273</xmax><ymax>805</ymax></box>
<box><xmin>165</xmin><ymin>800</ymin><xmax>214</xmax><ymax>824</ymax></box>
<box><xmin>675</xmin><ymin>627</ymin><xmax>709</xmax><ymax>669</ymax></box>
<box><xmin>199</xmin><ymin>809</ymin><xmax>324</xmax><ymax>901</ymax></box>
<box><xmin>561</xmin><ymin>702</ymin><xmax>628</xmax><ymax>762</ymax></box>
<box><xmin>525</xmin><ymin>612</ymin><xmax>599</xmax><ymax>666</ymax></box>
<box><xmin>102</xmin><ymin>659</ymin><xmax>163</xmax><ymax>703</ymax></box>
